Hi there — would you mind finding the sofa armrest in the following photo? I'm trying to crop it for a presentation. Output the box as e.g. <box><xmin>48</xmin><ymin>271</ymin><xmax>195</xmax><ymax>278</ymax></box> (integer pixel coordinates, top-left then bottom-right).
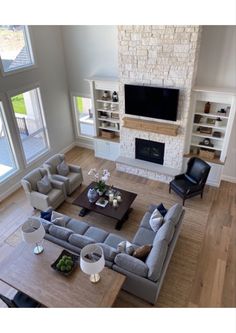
<box><xmin>30</xmin><ymin>191</ymin><xmax>49</xmax><ymax>207</ymax></box>
<box><xmin>114</xmin><ymin>253</ymin><xmax>148</xmax><ymax>278</ymax></box>
<box><xmin>51</xmin><ymin>174</ymin><xmax>68</xmax><ymax>182</ymax></box>
<box><xmin>51</xmin><ymin>179</ymin><xmax>65</xmax><ymax>190</ymax></box>
<box><xmin>69</xmin><ymin>164</ymin><xmax>81</xmax><ymax>174</ymax></box>
<box><xmin>174</xmin><ymin>173</ymin><xmax>185</xmax><ymax>180</ymax></box>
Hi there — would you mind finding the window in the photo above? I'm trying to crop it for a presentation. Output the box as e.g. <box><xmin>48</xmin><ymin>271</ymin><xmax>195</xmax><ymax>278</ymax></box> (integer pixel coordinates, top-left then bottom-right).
<box><xmin>0</xmin><ymin>25</ymin><xmax>34</xmax><ymax>74</ymax></box>
<box><xmin>73</xmin><ymin>96</ymin><xmax>95</xmax><ymax>137</ymax></box>
<box><xmin>0</xmin><ymin>102</ymin><xmax>18</xmax><ymax>182</ymax></box>
<box><xmin>11</xmin><ymin>87</ymin><xmax>49</xmax><ymax>164</ymax></box>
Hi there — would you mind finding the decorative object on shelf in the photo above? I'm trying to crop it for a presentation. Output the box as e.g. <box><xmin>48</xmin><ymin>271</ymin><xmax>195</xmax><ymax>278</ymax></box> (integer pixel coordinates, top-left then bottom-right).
<box><xmin>100</xmin><ymin>129</ymin><xmax>115</xmax><ymax>139</ymax></box>
<box><xmin>100</xmin><ymin>112</ymin><xmax>108</xmax><ymax>119</ymax></box>
<box><xmin>206</xmin><ymin>118</ymin><xmax>216</xmax><ymax>125</ymax></box>
<box><xmin>204</xmin><ymin>102</ymin><xmax>211</xmax><ymax>114</ymax></box>
<box><xmin>112</xmin><ymin>91</ymin><xmax>118</xmax><ymax>102</ymax></box>
<box><xmin>117</xmin><ymin>194</ymin><xmax>122</xmax><ymax>202</ymax></box>
<box><xmin>199</xmin><ymin>126</ymin><xmax>212</xmax><ymax>134</ymax></box>
<box><xmin>21</xmin><ymin>218</ymin><xmax>46</xmax><ymax>255</ymax></box>
<box><xmin>215</xmin><ymin>117</ymin><xmax>223</xmax><ymax>127</ymax></box>
<box><xmin>199</xmin><ymin>138</ymin><xmax>214</xmax><ymax>147</ymax></box>
<box><xmin>217</xmin><ymin>108</ymin><xmax>226</xmax><ymax>114</ymax></box>
<box><xmin>191</xmin><ymin>147</ymin><xmax>199</xmax><ymax>155</ymax></box>
<box><xmin>87</xmin><ymin>188</ymin><xmax>98</xmax><ymax>203</ymax></box>
<box><xmin>212</xmin><ymin>131</ymin><xmax>222</xmax><ymax>138</ymax></box>
<box><xmin>103</xmin><ymin>102</ymin><xmax>110</xmax><ymax>110</ymax></box>
<box><xmin>80</xmin><ymin>244</ymin><xmax>105</xmax><ymax>283</ymax></box>
<box><xmin>199</xmin><ymin>148</ymin><xmax>215</xmax><ymax>160</ymax></box>
<box><xmin>102</xmin><ymin>91</ymin><xmax>110</xmax><ymax>100</ymax></box>
<box><xmin>111</xmin><ymin>103</ymin><xmax>117</xmax><ymax>111</ymax></box>
<box><xmin>194</xmin><ymin>114</ymin><xmax>202</xmax><ymax>123</ymax></box>
<box><xmin>101</xmin><ymin>121</ymin><xmax>108</xmax><ymax>128</ymax></box>
<box><xmin>88</xmin><ymin>168</ymin><xmax>110</xmax><ymax>196</ymax></box>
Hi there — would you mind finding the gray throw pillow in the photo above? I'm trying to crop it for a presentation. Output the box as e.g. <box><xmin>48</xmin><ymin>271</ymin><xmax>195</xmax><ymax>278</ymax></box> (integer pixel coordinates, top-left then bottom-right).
<box><xmin>57</xmin><ymin>160</ymin><xmax>69</xmax><ymax>176</ymax></box>
<box><xmin>37</xmin><ymin>175</ymin><xmax>52</xmax><ymax>194</ymax></box>
<box><xmin>149</xmin><ymin>208</ymin><xmax>163</xmax><ymax>232</ymax></box>
<box><xmin>117</xmin><ymin>241</ymin><xmax>135</xmax><ymax>255</ymax></box>
<box><xmin>51</xmin><ymin>211</ymin><xmax>68</xmax><ymax>227</ymax></box>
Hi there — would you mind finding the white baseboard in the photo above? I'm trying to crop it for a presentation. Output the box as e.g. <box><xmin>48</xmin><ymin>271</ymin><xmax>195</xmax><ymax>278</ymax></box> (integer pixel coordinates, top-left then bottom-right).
<box><xmin>75</xmin><ymin>137</ymin><xmax>94</xmax><ymax>150</ymax></box>
<box><xmin>221</xmin><ymin>175</ymin><xmax>236</xmax><ymax>183</ymax></box>
<box><xmin>60</xmin><ymin>142</ymin><xmax>76</xmax><ymax>154</ymax></box>
<box><xmin>0</xmin><ymin>181</ymin><xmax>22</xmax><ymax>202</ymax></box>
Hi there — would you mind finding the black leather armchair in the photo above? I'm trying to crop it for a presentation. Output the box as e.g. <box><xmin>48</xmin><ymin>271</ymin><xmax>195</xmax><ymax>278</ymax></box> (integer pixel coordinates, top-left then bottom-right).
<box><xmin>169</xmin><ymin>157</ymin><xmax>211</xmax><ymax>206</ymax></box>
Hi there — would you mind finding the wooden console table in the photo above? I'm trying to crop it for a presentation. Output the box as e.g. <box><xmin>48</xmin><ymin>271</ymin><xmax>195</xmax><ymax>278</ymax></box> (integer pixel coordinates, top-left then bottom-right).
<box><xmin>123</xmin><ymin>117</ymin><xmax>179</xmax><ymax>136</ymax></box>
<box><xmin>0</xmin><ymin>241</ymin><xmax>125</xmax><ymax>307</ymax></box>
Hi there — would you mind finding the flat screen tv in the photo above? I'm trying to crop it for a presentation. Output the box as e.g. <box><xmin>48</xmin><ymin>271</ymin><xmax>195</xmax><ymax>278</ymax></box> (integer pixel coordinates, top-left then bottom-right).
<box><xmin>124</xmin><ymin>84</ymin><xmax>179</xmax><ymax>121</ymax></box>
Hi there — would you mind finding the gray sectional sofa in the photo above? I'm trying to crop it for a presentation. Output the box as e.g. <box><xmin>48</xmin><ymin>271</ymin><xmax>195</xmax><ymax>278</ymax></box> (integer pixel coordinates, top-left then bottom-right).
<box><xmin>38</xmin><ymin>203</ymin><xmax>184</xmax><ymax>304</ymax></box>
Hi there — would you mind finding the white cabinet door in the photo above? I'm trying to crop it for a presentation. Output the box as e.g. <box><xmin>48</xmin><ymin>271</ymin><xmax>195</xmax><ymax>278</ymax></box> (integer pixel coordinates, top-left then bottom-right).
<box><xmin>94</xmin><ymin>139</ymin><xmax>120</xmax><ymax>161</ymax></box>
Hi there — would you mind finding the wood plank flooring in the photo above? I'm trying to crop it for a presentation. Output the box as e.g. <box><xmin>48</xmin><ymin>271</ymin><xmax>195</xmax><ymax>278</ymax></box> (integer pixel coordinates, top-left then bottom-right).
<box><xmin>0</xmin><ymin>147</ymin><xmax>235</xmax><ymax>307</ymax></box>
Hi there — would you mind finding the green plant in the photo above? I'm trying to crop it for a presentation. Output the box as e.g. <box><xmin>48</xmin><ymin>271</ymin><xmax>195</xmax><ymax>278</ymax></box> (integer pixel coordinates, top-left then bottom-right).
<box><xmin>95</xmin><ymin>180</ymin><xmax>106</xmax><ymax>193</ymax></box>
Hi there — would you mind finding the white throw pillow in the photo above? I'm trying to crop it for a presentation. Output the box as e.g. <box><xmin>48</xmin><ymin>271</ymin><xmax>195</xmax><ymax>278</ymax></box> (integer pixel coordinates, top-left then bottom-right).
<box><xmin>51</xmin><ymin>211</ymin><xmax>67</xmax><ymax>227</ymax></box>
<box><xmin>117</xmin><ymin>241</ymin><xmax>134</xmax><ymax>255</ymax></box>
<box><xmin>37</xmin><ymin>175</ymin><xmax>52</xmax><ymax>194</ymax></box>
<box><xmin>57</xmin><ymin>160</ymin><xmax>69</xmax><ymax>176</ymax></box>
<box><xmin>149</xmin><ymin>208</ymin><xmax>163</xmax><ymax>232</ymax></box>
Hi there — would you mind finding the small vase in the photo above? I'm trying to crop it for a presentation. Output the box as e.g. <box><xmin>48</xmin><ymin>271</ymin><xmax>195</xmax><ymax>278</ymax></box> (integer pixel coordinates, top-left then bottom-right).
<box><xmin>87</xmin><ymin>188</ymin><xmax>98</xmax><ymax>203</ymax></box>
<box><xmin>97</xmin><ymin>189</ymin><xmax>104</xmax><ymax>196</ymax></box>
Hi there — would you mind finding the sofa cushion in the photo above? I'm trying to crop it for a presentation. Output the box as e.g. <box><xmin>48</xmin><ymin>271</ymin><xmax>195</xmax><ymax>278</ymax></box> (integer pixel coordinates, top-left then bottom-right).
<box><xmin>68</xmin><ymin>233</ymin><xmax>95</xmax><ymax>248</ymax></box>
<box><xmin>47</xmin><ymin>189</ymin><xmax>63</xmax><ymax>204</ymax></box>
<box><xmin>48</xmin><ymin>225</ymin><xmax>73</xmax><ymax>241</ymax></box>
<box><xmin>66</xmin><ymin>219</ymin><xmax>89</xmax><ymax>235</ymax></box>
<box><xmin>156</xmin><ymin>203</ymin><xmax>168</xmax><ymax>217</ymax></box>
<box><xmin>114</xmin><ymin>253</ymin><xmax>148</xmax><ymax>278</ymax></box>
<box><xmin>40</xmin><ymin>219</ymin><xmax>52</xmax><ymax>232</ymax></box>
<box><xmin>84</xmin><ymin>227</ymin><xmax>108</xmax><ymax>243</ymax></box>
<box><xmin>40</xmin><ymin>211</ymin><xmax>52</xmax><ymax>221</ymax></box>
<box><xmin>132</xmin><ymin>227</ymin><xmax>156</xmax><ymax>246</ymax></box>
<box><xmin>140</xmin><ymin>212</ymin><xmax>152</xmax><ymax>229</ymax></box>
<box><xmin>67</xmin><ymin>172</ymin><xmax>81</xmax><ymax>185</ymax></box>
<box><xmin>96</xmin><ymin>243</ymin><xmax>118</xmax><ymax>262</ymax></box>
<box><xmin>146</xmin><ymin>239</ymin><xmax>168</xmax><ymax>282</ymax></box>
<box><xmin>37</xmin><ymin>175</ymin><xmax>52</xmax><ymax>194</ymax></box>
<box><xmin>57</xmin><ymin>160</ymin><xmax>69</xmax><ymax>176</ymax></box>
<box><xmin>149</xmin><ymin>209</ymin><xmax>163</xmax><ymax>232</ymax></box>
<box><xmin>164</xmin><ymin>203</ymin><xmax>183</xmax><ymax>226</ymax></box>
<box><xmin>51</xmin><ymin>211</ymin><xmax>70</xmax><ymax>227</ymax></box>
<box><xmin>133</xmin><ymin>244</ymin><xmax>152</xmax><ymax>261</ymax></box>
<box><xmin>104</xmin><ymin>233</ymin><xmax>127</xmax><ymax>249</ymax></box>
<box><xmin>117</xmin><ymin>241</ymin><xmax>135</xmax><ymax>255</ymax></box>
<box><xmin>154</xmin><ymin>220</ymin><xmax>175</xmax><ymax>244</ymax></box>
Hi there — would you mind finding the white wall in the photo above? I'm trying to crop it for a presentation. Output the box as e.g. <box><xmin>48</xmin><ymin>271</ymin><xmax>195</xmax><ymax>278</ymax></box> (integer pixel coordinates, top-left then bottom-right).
<box><xmin>196</xmin><ymin>26</ymin><xmax>236</xmax><ymax>88</ymax></box>
<box><xmin>0</xmin><ymin>26</ymin><xmax>74</xmax><ymax>199</ymax></box>
<box><xmin>196</xmin><ymin>25</ymin><xmax>236</xmax><ymax>181</ymax></box>
<box><xmin>61</xmin><ymin>26</ymin><xmax>118</xmax><ymax>95</ymax></box>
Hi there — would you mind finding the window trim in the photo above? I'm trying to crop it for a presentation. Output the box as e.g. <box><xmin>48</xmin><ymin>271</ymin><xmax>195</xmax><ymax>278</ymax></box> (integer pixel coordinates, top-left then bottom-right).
<box><xmin>0</xmin><ymin>26</ymin><xmax>37</xmax><ymax>77</ymax></box>
<box><xmin>71</xmin><ymin>92</ymin><xmax>95</xmax><ymax>139</ymax></box>
<box><xmin>0</xmin><ymin>99</ymin><xmax>19</xmax><ymax>183</ymax></box>
<box><xmin>7</xmin><ymin>83</ymin><xmax>50</xmax><ymax>167</ymax></box>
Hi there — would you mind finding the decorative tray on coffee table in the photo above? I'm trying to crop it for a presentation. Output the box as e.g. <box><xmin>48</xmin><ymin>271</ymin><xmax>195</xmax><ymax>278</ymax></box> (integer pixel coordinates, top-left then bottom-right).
<box><xmin>51</xmin><ymin>250</ymin><xmax>79</xmax><ymax>276</ymax></box>
<box><xmin>95</xmin><ymin>197</ymin><xmax>108</xmax><ymax>208</ymax></box>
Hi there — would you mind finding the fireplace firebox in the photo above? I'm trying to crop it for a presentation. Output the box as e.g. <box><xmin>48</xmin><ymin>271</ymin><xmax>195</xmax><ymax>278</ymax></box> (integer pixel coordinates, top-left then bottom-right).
<box><xmin>135</xmin><ymin>138</ymin><xmax>165</xmax><ymax>165</ymax></box>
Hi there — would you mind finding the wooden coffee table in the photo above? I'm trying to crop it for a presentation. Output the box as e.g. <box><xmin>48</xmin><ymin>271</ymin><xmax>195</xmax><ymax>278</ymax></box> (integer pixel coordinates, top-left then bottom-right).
<box><xmin>73</xmin><ymin>182</ymin><xmax>137</xmax><ymax>230</ymax></box>
<box><xmin>0</xmin><ymin>240</ymin><xmax>125</xmax><ymax>308</ymax></box>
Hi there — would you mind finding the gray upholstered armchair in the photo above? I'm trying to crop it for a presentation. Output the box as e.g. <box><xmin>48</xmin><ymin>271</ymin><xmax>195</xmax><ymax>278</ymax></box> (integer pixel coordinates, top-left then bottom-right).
<box><xmin>44</xmin><ymin>154</ymin><xmax>83</xmax><ymax>195</ymax></box>
<box><xmin>21</xmin><ymin>168</ymin><xmax>66</xmax><ymax>211</ymax></box>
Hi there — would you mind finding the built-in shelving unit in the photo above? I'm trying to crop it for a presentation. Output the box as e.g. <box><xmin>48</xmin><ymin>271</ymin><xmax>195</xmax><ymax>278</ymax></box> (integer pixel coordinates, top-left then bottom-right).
<box><xmin>86</xmin><ymin>77</ymin><xmax>120</xmax><ymax>161</ymax></box>
<box><xmin>184</xmin><ymin>87</ymin><xmax>236</xmax><ymax>186</ymax></box>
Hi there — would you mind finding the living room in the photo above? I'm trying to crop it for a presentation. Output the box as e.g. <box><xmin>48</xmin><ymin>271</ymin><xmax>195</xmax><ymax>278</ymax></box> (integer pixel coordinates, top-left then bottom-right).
<box><xmin>0</xmin><ymin>2</ymin><xmax>236</xmax><ymax>332</ymax></box>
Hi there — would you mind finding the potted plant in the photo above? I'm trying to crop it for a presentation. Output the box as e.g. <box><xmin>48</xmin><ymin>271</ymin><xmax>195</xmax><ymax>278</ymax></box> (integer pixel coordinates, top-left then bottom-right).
<box><xmin>88</xmin><ymin>168</ymin><xmax>110</xmax><ymax>196</ymax></box>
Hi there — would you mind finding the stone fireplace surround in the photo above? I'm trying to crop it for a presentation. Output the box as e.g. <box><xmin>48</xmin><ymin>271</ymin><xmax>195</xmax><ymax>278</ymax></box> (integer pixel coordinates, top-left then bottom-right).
<box><xmin>116</xmin><ymin>25</ymin><xmax>202</xmax><ymax>183</ymax></box>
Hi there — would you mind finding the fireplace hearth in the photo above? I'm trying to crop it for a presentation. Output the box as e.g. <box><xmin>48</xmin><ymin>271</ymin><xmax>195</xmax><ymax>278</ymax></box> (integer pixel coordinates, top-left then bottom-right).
<box><xmin>135</xmin><ymin>138</ymin><xmax>165</xmax><ymax>165</ymax></box>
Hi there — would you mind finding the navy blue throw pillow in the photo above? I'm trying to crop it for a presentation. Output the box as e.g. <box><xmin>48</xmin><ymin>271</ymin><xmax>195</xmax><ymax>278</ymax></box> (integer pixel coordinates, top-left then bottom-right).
<box><xmin>157</xmin><ymin>203</ymin><xmax>168</xmax><ymax>217</ymax></box>
<box><xmin>40</xmin><ymin>211</ymin><xmax>52</xmax><ymax>221</ymax></box>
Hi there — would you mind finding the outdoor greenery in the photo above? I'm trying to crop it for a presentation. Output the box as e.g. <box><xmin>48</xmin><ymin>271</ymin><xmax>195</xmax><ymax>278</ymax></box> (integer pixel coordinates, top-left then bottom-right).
<box><xmin>76</xmin><ymin>96</ymin><xmax>83</xmax><ymax>114</ymax></box>
<box><xmin>11</xmin><ymin>94</ymin><xmax>27</xmax><ymax>115</ymax></box>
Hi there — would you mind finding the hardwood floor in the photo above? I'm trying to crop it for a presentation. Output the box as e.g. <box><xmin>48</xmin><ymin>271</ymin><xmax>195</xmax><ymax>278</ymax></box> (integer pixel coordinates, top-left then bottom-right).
<box><xmin>0</xmin><ymin>146</ymin><xmax>235</xmax><ymax>307</ymax></box>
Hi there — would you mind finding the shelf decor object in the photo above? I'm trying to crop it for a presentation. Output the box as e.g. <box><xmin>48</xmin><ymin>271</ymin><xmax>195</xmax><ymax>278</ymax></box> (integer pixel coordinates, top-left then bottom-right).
<box><xmin>80</xmin><ymin>244</ymin><xmax>105</xmax><ymax>283</ymax></box>
<box><xmin>21</xmin><ymin>218</ymin><xmax>46</xmax><ymax>255</ymax></box>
